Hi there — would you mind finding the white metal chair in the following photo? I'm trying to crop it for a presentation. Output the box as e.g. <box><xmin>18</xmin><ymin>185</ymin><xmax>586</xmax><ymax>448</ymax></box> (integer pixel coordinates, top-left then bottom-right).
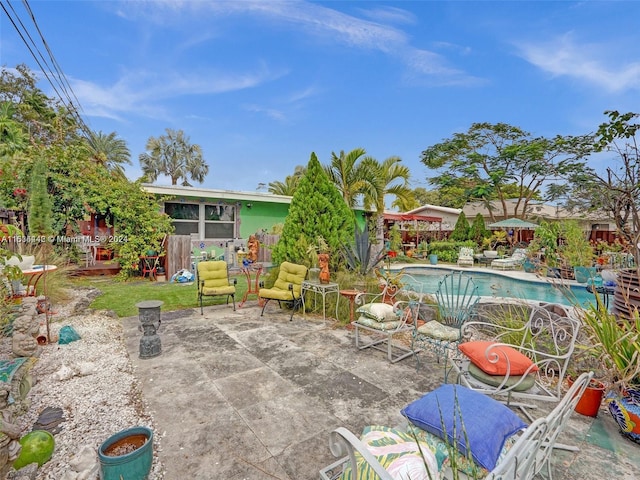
<box><xmin>352</xmin><ymin>273</ymin><xmax>428</xmax><ymax>363</ymax></box>
<box><xmin>318</xmin><ymin>373</ymin><xmax>594</xmax><ymax>480</ymax></box>
<box><xmin>457</xmin><ymin>247</ymin><xmax>475</xmax><ymax>267</ymax></box>
<box><xmin>451</xmin><ymin>303</ymin><xmax>581</xmax><ymax>421</ymax></box>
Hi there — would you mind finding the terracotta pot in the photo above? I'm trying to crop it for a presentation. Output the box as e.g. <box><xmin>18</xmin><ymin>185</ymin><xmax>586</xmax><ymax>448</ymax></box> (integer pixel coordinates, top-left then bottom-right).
<box><xmin>613</xmin><ymin>269</ymin><xmax>640</xmax><ymax>320</ymax></box>
<box><xmin>569</xmin><ymin>377</ymin><xmax>605</xmax><ymax>417</ymax></box>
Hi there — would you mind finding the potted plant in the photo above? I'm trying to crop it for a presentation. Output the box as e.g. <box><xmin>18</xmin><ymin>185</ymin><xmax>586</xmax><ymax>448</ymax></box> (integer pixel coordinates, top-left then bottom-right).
<box><xmin>578</xmin><ymin>297</ymin><xmax>640</xmax><ymax>442</ymax></box>
<box><xmin>386</xmin><ymin>224</ymin><xmax>402</xmax><ymax>259</ymax></box>
<box><xmin>560</xmin><ymin>221</ymin><xmax>595</xmax><ymax>283</ymax></box>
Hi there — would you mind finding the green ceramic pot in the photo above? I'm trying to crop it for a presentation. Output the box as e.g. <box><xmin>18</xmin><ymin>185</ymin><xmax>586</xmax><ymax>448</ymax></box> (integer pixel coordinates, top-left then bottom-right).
<box><xmin>98</xmin><ymin>426</ymin><xmax>153</xmax><ymax>480</ymax></box>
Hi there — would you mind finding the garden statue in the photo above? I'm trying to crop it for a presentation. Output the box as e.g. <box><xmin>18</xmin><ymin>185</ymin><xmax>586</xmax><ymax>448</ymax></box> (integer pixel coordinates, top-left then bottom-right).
<box><xmin>318</xmin><ymin>253</ymin><xmax>330</xmax><ymax>284</ymax></box>
<box><xmin>12</xmin><ymin>314</ymin><xmax>40</xmax><ymax>358</ymax></box>
<box><xmin>0</xmin><ymin>383</ymin><xmax>22</xmax><ymax>477</ymax></box>
<box><xmin>247</xmin><ymin>235</ymin><xmax>259</xmax><ymax>263</ymax></box>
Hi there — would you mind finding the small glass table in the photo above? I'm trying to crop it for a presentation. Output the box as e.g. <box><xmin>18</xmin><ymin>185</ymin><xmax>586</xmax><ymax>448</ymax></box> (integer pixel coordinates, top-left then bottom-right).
<box><xmin>302</xmin><ymin>281</ymin><xmax>339</xmax><ymax>321</ymax></box>
<box><xmin>239</xmin><ymin>262</ymin><xmax>263</xmax><ymax>308</ymax></box>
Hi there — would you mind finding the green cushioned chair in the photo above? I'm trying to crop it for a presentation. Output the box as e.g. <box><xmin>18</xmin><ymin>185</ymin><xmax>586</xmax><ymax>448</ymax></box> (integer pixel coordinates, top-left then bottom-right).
<box><xmin>259</xmin><ymin>261</ymin><xmax>308</xmax><ymax>321</ymax></box>
<box><xmin>197</xmin><ymin>260</ymin><xmax>237</xmax><ymax>314</ymax></box>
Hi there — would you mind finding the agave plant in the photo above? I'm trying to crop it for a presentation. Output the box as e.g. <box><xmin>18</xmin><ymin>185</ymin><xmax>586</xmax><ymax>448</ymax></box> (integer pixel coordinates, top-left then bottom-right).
<box><xmin>340</xmin><ymin>222</ymin><xmax>386</xmax><ymax>276</ymax></box>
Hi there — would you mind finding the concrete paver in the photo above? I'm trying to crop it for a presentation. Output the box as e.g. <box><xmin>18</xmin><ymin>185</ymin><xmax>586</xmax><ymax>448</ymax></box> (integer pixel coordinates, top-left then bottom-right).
<box><xmin>123</xmin><ymin>301</ymin><xmax>639</xmax><ymax>479</ymax></box>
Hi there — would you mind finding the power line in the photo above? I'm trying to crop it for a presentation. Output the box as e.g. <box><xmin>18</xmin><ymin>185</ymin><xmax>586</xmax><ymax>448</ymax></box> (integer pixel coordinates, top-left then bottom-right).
<box><xmin>1</xmin><ymin>0</ymin><xmax>93</xmax><ymax>137</ymax></box>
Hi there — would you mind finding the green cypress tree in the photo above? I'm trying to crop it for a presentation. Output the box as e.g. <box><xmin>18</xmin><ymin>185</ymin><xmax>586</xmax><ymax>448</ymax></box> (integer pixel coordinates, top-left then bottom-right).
<box><xmin>28</xmin><ymin>158</ymin><xmax>54</xmax><ymax>238</ymax></box>
<box><xmin>449</xmin><ymin>211</ymin><xmax>470</xmax><ymax>242</ymax></box>
<box><xmin>469</xmin><ymin>213</ymin><xmax>489</xmax><ymax>246</ymax></box>
<box><xmin>272</xmin><ymin>152</ymin><xmax>354</xmax><ymax>269</ymax></box>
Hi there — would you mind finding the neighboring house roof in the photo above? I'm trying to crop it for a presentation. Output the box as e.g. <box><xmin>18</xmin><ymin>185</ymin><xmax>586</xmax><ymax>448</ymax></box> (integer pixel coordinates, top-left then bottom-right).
<box><xmin>406</xmin><ymin>204</ymin><xmax>462</xmax><ymax>215</ymax></box>
<box><xmin>383</xmin><ymin>212</ymin><xmax>442</xmax><ymax>222</ymax></box>
<box><xmin>463</xmin><ymin>199</ymin><xmax>611</xmax><ymax>223</ymax></box>
<box><xmin>142</xmin><ymin>184</ymin><xmax>293</xmax><ymax>204</ymax></box>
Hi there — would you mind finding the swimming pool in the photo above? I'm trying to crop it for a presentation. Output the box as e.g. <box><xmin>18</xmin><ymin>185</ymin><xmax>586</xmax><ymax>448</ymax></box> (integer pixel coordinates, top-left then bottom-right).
<box><xmin>394</xmin><ymin>267</ymin><xmax>595</xmax><ymax>307</ymax></box>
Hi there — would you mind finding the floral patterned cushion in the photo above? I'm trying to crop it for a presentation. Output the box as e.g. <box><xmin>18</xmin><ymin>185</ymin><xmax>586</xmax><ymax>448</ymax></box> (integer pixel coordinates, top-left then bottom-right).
<box><xmin>356</xmin><ymin>303</ymin><xmax>398</xmax><ymax>322</ymax></box>
<box><xmin>339</xmin><ymin>425</ymin><xmax>440</xmax><ymax>480</ymax></box>
<box><xmin>417</xmin><ymin>321</ymin><xmax>461</xmax><ymax>341</ymax></box>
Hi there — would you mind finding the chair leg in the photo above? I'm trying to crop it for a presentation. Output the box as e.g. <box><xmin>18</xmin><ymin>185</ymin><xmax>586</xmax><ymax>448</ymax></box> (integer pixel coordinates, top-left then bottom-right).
<box><xmin>199</xmin><ymin>293</ymin><xmax>203</xmax><ymax>315</ymax></box>
<box><xmin>231</xmin><ymin>294</ymin><xmax>236</xmax><ymax>311</ymax></box>
<box><xmin>260</xmin><ymin>298</ymin><xmax>271</xmax><ymax>316</ymax></box>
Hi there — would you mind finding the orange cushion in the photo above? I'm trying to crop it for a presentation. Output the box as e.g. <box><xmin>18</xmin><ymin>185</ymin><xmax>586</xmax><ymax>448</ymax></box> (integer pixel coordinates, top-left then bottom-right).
<box><xmin>458</xmin><ymin>341</ymin><xmax>538</xmax><ymax>376</ymax></box>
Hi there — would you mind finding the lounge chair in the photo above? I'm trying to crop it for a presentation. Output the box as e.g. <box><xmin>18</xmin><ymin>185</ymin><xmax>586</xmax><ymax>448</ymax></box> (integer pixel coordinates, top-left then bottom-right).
<box><xmin>490</xmin><ymin>248</ymin><xmax>528</xmax><ymax>270</ymax></box>
<box><xmin>259</xmin><ymin>261</ymin><xmax>308</xmax><ymax>321</ymax></box>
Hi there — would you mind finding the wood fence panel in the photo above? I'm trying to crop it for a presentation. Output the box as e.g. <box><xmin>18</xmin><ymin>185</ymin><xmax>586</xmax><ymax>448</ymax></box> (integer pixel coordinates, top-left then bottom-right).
<box><xmin>257</xmin><ymin>233</ymin><xmax>279</xmax><ymax>264</ymax></box>
<box><xmin>166</xmin><ymin>235</ymin><xmax>192</xmax><ymax>278</ymax></box>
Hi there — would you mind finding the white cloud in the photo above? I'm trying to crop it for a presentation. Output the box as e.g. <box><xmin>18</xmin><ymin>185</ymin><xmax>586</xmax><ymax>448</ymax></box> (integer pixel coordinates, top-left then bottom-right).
<box><xmin>516</xmin><ymin>33</ymin><xmax>640</xmax><ymax>93</ymax></box>
<box><xmin>113</xmin><ymin>0</ymin><xmax>475</xmax><ymax>84</ymax></box>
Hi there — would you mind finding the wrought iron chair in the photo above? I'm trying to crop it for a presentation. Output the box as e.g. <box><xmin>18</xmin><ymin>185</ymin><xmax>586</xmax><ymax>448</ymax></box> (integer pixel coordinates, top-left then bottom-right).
<box><xmin>352</xmin><ymin>273</ymin><xmax>428</xmax><ymax>364</ymax></box>
<box><xmin>412</xmin><ymin>271</ymin><xmax>480</xmax><ymax>370</ymax></box>
<box><xmin>197</xmin><ymin>260</ymin><xmax>237</xmax><ymax>314</ymax></box>
<box><xmin>259</xmin><ymin>261</ymin><xmax>308</xmax><ymax>321</ymax></box>
<box><xmin>451</xmin><ymin>302</ymin><xmax>581</xmax><ymax>421</ymax></box>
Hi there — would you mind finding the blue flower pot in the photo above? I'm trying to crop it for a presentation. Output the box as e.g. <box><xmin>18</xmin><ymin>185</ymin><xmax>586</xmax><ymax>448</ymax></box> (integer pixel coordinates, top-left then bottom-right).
<box><xmin>429</xmin><ymin>254</ymin><xmax>438</xmax><ymax>265</ymax></box>
<box><xmin>98</xmin><ymin>426</ymin><xmax>153</xmax><ymax>480</ymax></box>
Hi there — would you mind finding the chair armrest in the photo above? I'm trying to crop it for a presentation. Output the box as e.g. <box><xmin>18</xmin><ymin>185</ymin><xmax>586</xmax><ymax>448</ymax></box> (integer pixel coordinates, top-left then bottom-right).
<box><xmin>259</xmin><ymin>280</ymin><xmax>264</xmax><ymax>288</ymax></box>
<box><xmin>232</xmin><ymin>278</ymin><xmax>237</xmax><ymax>286</ymax></box>
<box><xmin>288</xmin><ymin>283</ymin><xmax>294</xmax><ymax>291</ymax></box>
<box><xmin>325</xmin><ymin>427</ymin><xmax>393</xmax><ymax>480</ymax></box>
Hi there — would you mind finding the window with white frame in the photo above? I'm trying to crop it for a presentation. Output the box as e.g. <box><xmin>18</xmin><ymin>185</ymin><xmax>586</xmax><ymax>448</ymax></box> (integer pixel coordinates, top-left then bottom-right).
<box><xmin>164</xmin><ymin>202</ymin><xmax>237</xmax><ymax>239</ymax></box>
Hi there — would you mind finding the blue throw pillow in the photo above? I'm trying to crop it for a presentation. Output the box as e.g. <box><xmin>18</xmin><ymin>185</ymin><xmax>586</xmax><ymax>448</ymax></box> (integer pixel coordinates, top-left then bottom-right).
<box><xmin>401</xmin><ymin>384</ymin><xmax>526</xmax><ymax>471</ymax></box>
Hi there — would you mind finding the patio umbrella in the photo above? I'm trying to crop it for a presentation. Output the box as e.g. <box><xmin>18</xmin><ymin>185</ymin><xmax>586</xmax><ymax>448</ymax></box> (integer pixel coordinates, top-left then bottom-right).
<box><xmin>488</xmin><ymin>218</ymin><xmax>538</xmax><ymax>243</ymax></box>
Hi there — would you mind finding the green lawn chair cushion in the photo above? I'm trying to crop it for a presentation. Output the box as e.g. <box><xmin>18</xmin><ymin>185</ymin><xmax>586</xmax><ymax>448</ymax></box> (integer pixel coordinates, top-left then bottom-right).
<box><xmin>259</xmin><ymin>262</ymin><xmax>308</xmax><ymax>300</ymax></box>
<box><xmin>355</xmin><ymin>316</ymin><xmax>403</xmax><ymax>331</ymax></box>
<box><xmin>467</xmin><ymin>362</ymin><xmax>536</xmax><ymax>392</ymax></box>
<box><xmin>356</xmin><ymin>303</ymin><xmax>397</xmax><ymax>322</ymax></box>
<box><xmin>417</xmin><ymin>320</ymin><xmax>461</xmax><ymax>341</ymax></box>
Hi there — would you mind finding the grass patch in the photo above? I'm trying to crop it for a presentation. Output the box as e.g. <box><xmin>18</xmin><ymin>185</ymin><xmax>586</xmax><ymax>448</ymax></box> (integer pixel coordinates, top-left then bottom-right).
<box><xmin>72</xmin><ymin>275</ymin><xmax>250</xmax><ymax>318</ymax></box>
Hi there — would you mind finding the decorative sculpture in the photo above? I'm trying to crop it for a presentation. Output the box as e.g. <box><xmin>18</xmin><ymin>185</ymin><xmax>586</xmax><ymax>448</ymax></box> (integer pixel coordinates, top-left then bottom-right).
<box><xmin>318</xmin><ymin>253</ymin><xmax>330</xmax><ymax>284</ymax></box>
<box><xmin>247</xmin><ymin>235</ymin><xmax>259</xmax><ymax>263</ymax></box>
<box><xmin>0</xmin><ymin>384</ymin><xmax>22</xmax><ymax>478</ymax></box>
<box><xmin>11</xmin><ymin>314</ymin><xmax>39</xmax><ymax>358</ymax></box>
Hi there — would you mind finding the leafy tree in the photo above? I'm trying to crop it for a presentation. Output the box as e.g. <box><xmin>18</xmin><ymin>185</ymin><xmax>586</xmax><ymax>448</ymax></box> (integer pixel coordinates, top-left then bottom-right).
<box><xmin>449</xmin><ymin>211</ymin><xmax>470</xmax><ymax>241</ymax></box>
<box><xmin>421</xmin><ymin>122</ymin><xmax>587</xmax><ymax>220</ymax></box>
<box><xmin>268</xmin><ymin>165</ymin><xmax>306</xmax><ymax>196</ymax></box>
<box><xmin>139</xmin><ymin>128</ymin><xmax>209</xmax><ymax>186</ymax></box>
<box><xmin>272</xmin><ymin>152</ymin><xmax>354</xmax><ymax>270</ymax></box>
<box><xmin>554</xmin><ymin>111</ymin><xmax>640</xmax><ymax>267</ymax></box>
<box><xmin>84</xmin><ymin>130</ymin><xmax>131</xmax><ymax>177</ymax></box>
<box><xmin>469</xmin><ymin>213</ymin><xmax>489</xmax><ymax>246</ymax></box>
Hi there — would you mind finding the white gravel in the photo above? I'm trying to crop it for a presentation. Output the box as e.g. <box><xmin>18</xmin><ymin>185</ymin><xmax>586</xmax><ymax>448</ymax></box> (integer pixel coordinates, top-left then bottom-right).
<box><xmin>3</xmin><ymin>288</ymin><xmax>165</xmax><ymax>479</ymax></box>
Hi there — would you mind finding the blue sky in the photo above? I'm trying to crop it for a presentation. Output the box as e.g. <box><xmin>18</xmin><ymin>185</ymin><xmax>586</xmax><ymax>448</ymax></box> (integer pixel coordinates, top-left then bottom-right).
<box><xmin>2</xmin><ymin>1</ymin><xmax>639</xmax><ymax>194</ymax></box>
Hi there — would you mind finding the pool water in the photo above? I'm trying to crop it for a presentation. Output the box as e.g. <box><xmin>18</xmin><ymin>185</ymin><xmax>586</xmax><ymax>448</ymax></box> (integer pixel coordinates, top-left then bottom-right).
<box><xmin>397</xmin><ymin>267</ymin><xmax>595</xmax><ymax>307</ymax></box>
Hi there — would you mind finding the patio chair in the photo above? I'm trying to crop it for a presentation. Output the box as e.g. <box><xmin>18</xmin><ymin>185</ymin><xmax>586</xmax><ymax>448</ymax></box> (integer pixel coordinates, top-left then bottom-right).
<box><xmin>319</xmin><ymin>373</ymin><xmax>594</xmax><ymax>480</ymax></box>
<box><xmin>352</xmin><ymin>274</ymin><xmax>428</xmax><ymax>363</ymax></box>
<box><xmin>412</xmin><ymin>271</ymin><xmax>479</xmax><ymax>371</ymax></box>
<box><xmin>457</xmin><ymin>247</ymin><xmax>475</xmax><ymax>267</ymax></box>
<box><xmin>197</xmin><ymin>260</ymin><xmax>237</xmax><ymax>314</ymax></box>
<box><xmin>451</xmin><ymin>302</ymin><xmax>581</xmax><ymax>421</ymax></box>
<box><xmin>259</xmin><ymin>261</ymin><xmax>308</xmax><ymax>321</ymax></box>
<box><xmin>490</xmin><ymin>248</ymin><xmax>528</xmax><ymax>270</ymax></box>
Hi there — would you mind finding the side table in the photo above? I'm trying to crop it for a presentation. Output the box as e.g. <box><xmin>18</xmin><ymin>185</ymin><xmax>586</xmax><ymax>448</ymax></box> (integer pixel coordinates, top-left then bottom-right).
<box><xmin>339</xmin><ymin>289</ymin><xmax>362</xmax><ymax>323</ymax></box>
<box><xmin>239</xmin><ymin>262</ymin><xmax>263</xmax><ymax>308</ymax></box>
<box><xmin>302</xmin><ymin>281</ymin><xmax>340</xmax><ymax>321</ymax></box>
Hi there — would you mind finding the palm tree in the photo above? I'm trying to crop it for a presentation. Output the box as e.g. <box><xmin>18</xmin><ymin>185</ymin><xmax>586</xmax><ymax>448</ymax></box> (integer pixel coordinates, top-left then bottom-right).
<box><xmin>85</xmin><ymin>130</ymin><xmax>131</xmax><ymax>177</ymax></box>
<box><xmin>139</xmin><ymin>128</ymin><xmax>209</xmax><ymax>186</ymax></box>
<box><xmin>268</xmin><ymin>165</ymin><xmax>306</xmax><ymax>196</ymax></box>
<box><xmin>325</xmin><ymin>148</ymin><xmax>380</xmax><ymax>207</ymax></box>
<box><xmin>362</xmin><ymin>156</ymin><xmax>412</xmax><ymax>252</ymax></box>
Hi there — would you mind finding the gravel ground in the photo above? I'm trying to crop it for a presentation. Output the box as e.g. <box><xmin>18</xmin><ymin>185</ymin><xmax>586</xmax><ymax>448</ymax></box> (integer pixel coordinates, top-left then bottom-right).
<box><xmin>2</xmin><ymin>288</ymin><xmax>165</xmax><ymax>479</ymax></box>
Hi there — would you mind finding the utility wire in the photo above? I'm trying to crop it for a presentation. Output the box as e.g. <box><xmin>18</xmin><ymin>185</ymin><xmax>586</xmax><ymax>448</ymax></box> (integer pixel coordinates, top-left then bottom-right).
<box><xmin>1</xmin><ymin>0</ymin><xmax>93</xmax><ymax>137</ymax></box>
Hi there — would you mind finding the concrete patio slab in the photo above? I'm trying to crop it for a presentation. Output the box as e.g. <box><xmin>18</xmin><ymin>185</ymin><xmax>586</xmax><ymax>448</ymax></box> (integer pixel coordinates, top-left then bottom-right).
<box><xmin>122</xmin><ymin>302</ymin><xmax>639</xmax><ymax>480</ymax></box>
